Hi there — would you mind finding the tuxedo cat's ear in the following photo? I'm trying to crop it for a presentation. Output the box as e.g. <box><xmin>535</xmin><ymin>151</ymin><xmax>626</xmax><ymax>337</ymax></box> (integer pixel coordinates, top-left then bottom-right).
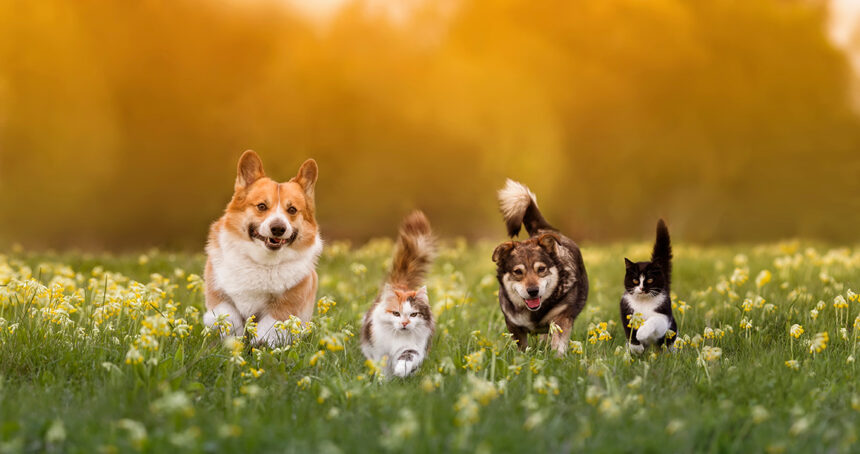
<box><xmin>537</xmin><ymin>233</ymin><xmax>560</xmax><ymax>254</ymax></box>
<box><xmin>624</xmin><ymin>258</ymin><xmax>634</xmax><ymax>268</ymax></box>
<box><xmin>492</xmin><ymin>242</ymin><xmax>515</xmax><ymax>263</ymax></box>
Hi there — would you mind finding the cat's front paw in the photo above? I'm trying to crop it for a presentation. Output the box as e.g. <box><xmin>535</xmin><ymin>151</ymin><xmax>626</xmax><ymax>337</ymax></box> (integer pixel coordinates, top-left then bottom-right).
<box><xmin>636</xmin><ymin>317</ymin><xmax>669</xmax><ymax>344</ymax></box>
<box><xmin>628</xmin><ymin>342</ymin><xmax>645</xmax><ymax>355</ymax></box>
<box><xmin>392</xmin><ymin>349</ymin><xmax>420</xmax><ymax>378</ymax></box>
<box><xmin>636</xmin><ymin>324</ymin><xmax>657</xmax><ymax>344</ymax></box>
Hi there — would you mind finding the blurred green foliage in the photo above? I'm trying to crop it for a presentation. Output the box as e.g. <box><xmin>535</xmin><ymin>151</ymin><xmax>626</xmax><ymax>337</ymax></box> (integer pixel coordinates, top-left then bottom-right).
<box><xmin>0</xmin><ymin>0</ymin><xmax>858</xmax><ymax>250</ymax></box>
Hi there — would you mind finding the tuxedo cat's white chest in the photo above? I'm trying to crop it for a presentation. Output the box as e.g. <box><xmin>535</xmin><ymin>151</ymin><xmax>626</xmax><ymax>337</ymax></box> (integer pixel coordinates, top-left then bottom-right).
<box><xmin>623</xmin><ymin>292</ymin><xmax>667</xmax><ymax>319</ymax></box>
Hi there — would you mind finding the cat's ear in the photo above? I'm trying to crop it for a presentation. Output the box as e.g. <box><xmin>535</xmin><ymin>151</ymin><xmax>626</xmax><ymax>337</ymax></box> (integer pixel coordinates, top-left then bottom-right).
<box><xmin>414</xmin><ymin>286</ymin><xmax>429</xmax><ymax>303</ymax></box>
<box><xmin>624</xmin><ymin>258</ymin><xmax>634</xmax><ymax>268</ymax></box>
<box><xmin>492</xmin><ymin>242</ymin><xmax>515</xmax><ymax>263</ymax></box>
<box><xmin>538</xmin><ymin>233</ymin><xmax>560</xmax><ymax>255</ymax></box>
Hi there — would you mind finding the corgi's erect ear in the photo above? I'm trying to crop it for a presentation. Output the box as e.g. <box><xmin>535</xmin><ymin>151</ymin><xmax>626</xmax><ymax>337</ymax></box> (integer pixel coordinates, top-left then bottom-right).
<box><xmin>235</xmin><ymin>150</ymin><xmax>265</xmax><ymax>191</ymax></box>
<box><xmin>294</xmin><ymin>159</ymin><xmax>318</xmax><ymax>199</ymax></box>
<box><xmin>492</xmin><ymin>242</ymin><xmax>515</xmax><ymax>263</ymax></box>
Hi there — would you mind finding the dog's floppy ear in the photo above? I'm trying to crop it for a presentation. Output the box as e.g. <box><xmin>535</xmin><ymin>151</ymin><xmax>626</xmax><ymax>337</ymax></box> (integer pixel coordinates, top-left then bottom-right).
<box><xmin>492</xmin><ymin>242</ymin><xmax>515</xmax><ymax>263</ymax></box>
<box><xmin>294</xmin><ymin>159</ymin><xmax>318</xmax><ymax>199</ymax></box>
<box><xmin>235</xmin><ymin>150</ymin><xmax>266</xmax><ymax>191</ymax></box>
<box><xmin>537</xmin><ymin>233</ymin><xmax>560</xmax><ymax>255</ymax></box>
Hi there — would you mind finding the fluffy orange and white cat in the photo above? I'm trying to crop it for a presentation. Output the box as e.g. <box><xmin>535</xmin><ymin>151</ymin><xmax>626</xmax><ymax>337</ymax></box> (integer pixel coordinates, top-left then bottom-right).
<box><xmin>360</xmin><ymin>211</ymin><xmax>435</xmax><ymax>378</ymax></box>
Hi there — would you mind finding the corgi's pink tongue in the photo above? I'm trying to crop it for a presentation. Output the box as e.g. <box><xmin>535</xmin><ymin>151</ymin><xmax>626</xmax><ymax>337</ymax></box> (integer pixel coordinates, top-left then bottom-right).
<box><xmin>525</xmin><ymin>298</ymin><xmax>541</xmax><ymax>309</ymax></box>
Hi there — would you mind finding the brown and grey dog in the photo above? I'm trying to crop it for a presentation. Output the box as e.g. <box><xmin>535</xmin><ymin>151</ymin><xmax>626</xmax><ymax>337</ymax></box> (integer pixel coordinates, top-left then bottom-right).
<box><xmin>492</xmin><ymin>180</ymin><xmax>588</xmax><ymax>356</ymax></box>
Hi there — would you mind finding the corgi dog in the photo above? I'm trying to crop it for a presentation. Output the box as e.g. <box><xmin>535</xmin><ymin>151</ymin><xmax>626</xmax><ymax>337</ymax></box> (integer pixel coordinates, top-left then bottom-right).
<box><xmin>492</xmin><ymin>179</ymin><xmax>589</xmax><ymax>356</ymax></box>
<box><xmin>361</xmin><ymin>211</ymin><xmax>436</xmax><ymax>378</ymax></box>
<box><xmin>202</xmin><ymin>150</ymin><xmax>322</xmax><ymax>347</ymax></box>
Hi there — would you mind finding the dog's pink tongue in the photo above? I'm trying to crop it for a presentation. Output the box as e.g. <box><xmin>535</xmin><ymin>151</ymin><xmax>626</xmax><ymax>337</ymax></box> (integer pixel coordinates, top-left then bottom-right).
<box><xmin>525</xmin><ymin>298</ymin><xmax>541</xmax><ymax>309</ymax></box>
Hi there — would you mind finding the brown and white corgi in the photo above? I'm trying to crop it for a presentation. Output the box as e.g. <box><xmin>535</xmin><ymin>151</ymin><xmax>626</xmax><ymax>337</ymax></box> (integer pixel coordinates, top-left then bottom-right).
<box><xmin>203</xmin><ymin>150</ymin><xmax>322</xmax><ymax>347</ymax></box>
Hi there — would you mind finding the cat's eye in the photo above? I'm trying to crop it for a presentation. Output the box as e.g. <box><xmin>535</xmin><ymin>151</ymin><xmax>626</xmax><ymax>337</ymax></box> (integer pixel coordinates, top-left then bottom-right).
<box><xmin>287</xmin><ymin>206</ymin><xmax>297</xmax><ymax>215</ymax></box>
<box><xmin>392</xmin><ymin>311</ymin><xmax>400</xmax><ymax>317</ymax></box>
<box><xmin>633</xmin><ymin>279</ymin><xmax>639</xmax><ymax>284</ymax></box>
<box><xmin>410</xmin><ymin>312</ymin><xmax>418</xmax><ymax>317</ymax></box>
<box><xmin>647</xmin><ymin>278</ymin><xmax>653</xmax><ymax>284</ymax></box>
<box><xmin>256</xmin><ymin>203</ymin><xmax>267</xmax><ymax>211</ymax></box>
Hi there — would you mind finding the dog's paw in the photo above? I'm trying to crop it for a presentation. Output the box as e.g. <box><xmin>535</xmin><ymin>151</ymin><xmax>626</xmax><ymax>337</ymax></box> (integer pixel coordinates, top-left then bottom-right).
<box><xmin>628</xmin><ymin>342</ymin><xmax>645</xmax><ymax>355</ymax></box>
<box><xmin>203</xmin><ymin>305</ymin><xmax>243</xmax><ymax>337</ymax></box>
<box><xmin>253</xmin><ymin>330</ymin><xmax>288</xmax><ymax>348</ymax></box>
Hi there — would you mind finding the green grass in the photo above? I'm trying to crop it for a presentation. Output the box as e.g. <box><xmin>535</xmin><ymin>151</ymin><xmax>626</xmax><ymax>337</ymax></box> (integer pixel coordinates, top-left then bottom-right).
<box><xmin>1</xmin><ymin>240</ymin><xmax>859</xmax><ymax>453</ymax></box>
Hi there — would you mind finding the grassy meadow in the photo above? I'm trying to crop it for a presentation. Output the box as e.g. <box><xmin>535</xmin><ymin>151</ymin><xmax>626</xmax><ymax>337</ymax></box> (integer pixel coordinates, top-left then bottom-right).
<box><xmin>1</xmin><ymin>239</ymin><xmax>859</xmax><ymax>453</ymax></box>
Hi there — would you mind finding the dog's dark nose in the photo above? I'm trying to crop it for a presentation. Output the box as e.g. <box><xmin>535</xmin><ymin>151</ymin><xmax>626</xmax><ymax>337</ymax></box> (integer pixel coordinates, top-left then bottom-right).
<box><xmin>270</xmin><ymin>222</ymin><xmax>286</xmax><ymax>237</ymax></box>
<box><xmin>527</xmin><ymin>287</ymin><xmax>539</xmax><ymax>298</ymax></box>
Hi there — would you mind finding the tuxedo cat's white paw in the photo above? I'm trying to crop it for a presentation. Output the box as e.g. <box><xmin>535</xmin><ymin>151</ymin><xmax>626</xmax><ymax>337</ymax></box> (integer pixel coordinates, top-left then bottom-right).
<box><xmin>628</xmin><ymin>342</ymin><xmax>645</xmax><ymax>355</ymax></box>
<box><xmin>636</xmin><ymin>316</ymin><xmax>670</xmax><ymax>344</ymax></box>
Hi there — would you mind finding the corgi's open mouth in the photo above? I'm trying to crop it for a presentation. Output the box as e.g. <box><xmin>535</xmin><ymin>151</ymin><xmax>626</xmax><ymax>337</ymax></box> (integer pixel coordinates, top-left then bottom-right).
<box><xmin>249</xmin><ymin>225</ymin><xmax>298</xmax><ymax>251</ymax></box>
<box><xmin>524</xmin><ymin>297</ymin><xmax>541</xmax><ymax>310</ymax></box>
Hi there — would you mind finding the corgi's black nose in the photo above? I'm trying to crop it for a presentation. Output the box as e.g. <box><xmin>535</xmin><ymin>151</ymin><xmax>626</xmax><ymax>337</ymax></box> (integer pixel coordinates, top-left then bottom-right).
<box><xmin>527</xmin><ymin>287</ymin><xmax>539</xmax><ymax>297</ymax></box>
<box><xmin>270</xmin><ymin>223</ymin><xmax>287</xmax><ymax>237</ymax></box>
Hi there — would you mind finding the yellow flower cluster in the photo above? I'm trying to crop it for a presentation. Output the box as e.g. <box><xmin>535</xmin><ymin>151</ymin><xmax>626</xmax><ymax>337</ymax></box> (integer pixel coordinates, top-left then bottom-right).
<box><xmin>809</xmin><ymin>332</ymin><xmax>829</xmax><ymax>354</ymax></box>
<box><xmin>588</xmin><ymin>321</ymin><xmax>613</xmax><ymax>343</ymax></box>
<box><xmin>789</xmin><ymin>324</ymin><xmax>804</xmax><ymax>339</ymax></box>
<box><xmin>462</xmin><ymin>348</ymin><xmax>486</xmax><ymax>372</ymax></box>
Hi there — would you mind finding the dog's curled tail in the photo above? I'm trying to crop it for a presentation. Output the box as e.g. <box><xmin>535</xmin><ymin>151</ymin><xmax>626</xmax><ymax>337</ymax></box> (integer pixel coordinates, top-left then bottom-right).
<box><xmin>497</xmin><ymin>179</ymin><xmax>555</xmax><ymax>237</ymax></box>
<box><xmin>651</xmin><ymin>219</ymin><xmax>672</xmax><ymax>286</ymax></box>
<box><xmin>389</xmin><ymin>211</ymin><xmax>435</xmax><ymax>289</ymax></box>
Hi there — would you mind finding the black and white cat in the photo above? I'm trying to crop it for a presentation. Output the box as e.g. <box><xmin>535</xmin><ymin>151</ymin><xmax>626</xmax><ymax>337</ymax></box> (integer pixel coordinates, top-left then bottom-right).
<box><xmin>620</xmin><ymin>219</ymin><xmax>677</xmax><ymax>354</ymax></box>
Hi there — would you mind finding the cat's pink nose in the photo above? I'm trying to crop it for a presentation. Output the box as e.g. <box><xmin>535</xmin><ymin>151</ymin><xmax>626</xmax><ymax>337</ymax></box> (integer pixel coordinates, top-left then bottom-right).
<box><xmin>402</xmin><ymin>320</ymin><xmax>410</xmax><ymax>327</ymax></box>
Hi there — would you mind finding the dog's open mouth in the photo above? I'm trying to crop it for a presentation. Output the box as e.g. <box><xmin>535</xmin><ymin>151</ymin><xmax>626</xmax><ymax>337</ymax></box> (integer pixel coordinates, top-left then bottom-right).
<box><xmin>524</xmin><ymin>297</ymin><xmax>541</xmax><ymax>310</ymax></box>
<box><xmin>249</xmin><ymin>225</ymin><xmax>298</xmax><ymax>251</ymax></box>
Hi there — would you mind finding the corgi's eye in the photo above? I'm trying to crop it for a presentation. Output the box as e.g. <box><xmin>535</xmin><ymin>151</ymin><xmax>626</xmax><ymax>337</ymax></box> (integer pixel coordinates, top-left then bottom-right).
<box><xmin>647</xmin><ymin>278</ymin><xmax>654</xmax><ymax>284</ymax></box>
<box><xmin>287</xmin><ymin>206</ymin><xmax>298</xmax><ymax>215</ymax></box>
<box><xmin>410</xmin><ymin>312</ymin><xmax>418</xmax><ymax>317</ymax></box>
<box><xmin>392</xmin><ymin>311</ymin><xmax>400</xmax><ymax>317</ymax></box>
<box><xmin>633</xmin><ymin>279</ymin><xmax>639</xmax><ymax>284</ymax></box>
<box><xmin>256</xmin><ymin>203</ymin><xmax>267</xmax><ymax>211</ymax></box>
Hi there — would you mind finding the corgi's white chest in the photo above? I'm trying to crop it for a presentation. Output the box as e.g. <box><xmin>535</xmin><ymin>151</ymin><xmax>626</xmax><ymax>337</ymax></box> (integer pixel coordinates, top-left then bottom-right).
<box><xmin>210</xmin><ymin>230</ymin><xmax>322</xmax><ymax>318</ymax></box>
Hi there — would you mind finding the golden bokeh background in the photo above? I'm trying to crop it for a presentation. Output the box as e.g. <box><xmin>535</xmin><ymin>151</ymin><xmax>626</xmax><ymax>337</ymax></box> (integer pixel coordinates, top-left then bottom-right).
<box><xmin>1</xmin><ymin>0</ymin><xmax>859</xmax><ymax>250</ymax></box>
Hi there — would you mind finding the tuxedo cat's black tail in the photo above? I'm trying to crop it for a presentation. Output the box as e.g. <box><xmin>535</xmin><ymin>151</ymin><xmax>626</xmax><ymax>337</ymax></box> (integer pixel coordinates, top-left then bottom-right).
<box><xmin>651</xmin><ymin>219</ymin><xmax>672</xmax><ymax>286</ymax></box>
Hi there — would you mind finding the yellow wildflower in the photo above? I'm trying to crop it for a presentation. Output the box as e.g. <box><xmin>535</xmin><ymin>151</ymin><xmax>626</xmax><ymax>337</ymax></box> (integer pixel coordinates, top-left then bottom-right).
<box><xmin>809</xmin><ymin>332</ymin><xmax>828</xmax><ymax>354</ymax></box>
<box><xmin>789</xmin><ymin>324</ymin><xmax>804</xmax><ymax>338</ymax></box>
